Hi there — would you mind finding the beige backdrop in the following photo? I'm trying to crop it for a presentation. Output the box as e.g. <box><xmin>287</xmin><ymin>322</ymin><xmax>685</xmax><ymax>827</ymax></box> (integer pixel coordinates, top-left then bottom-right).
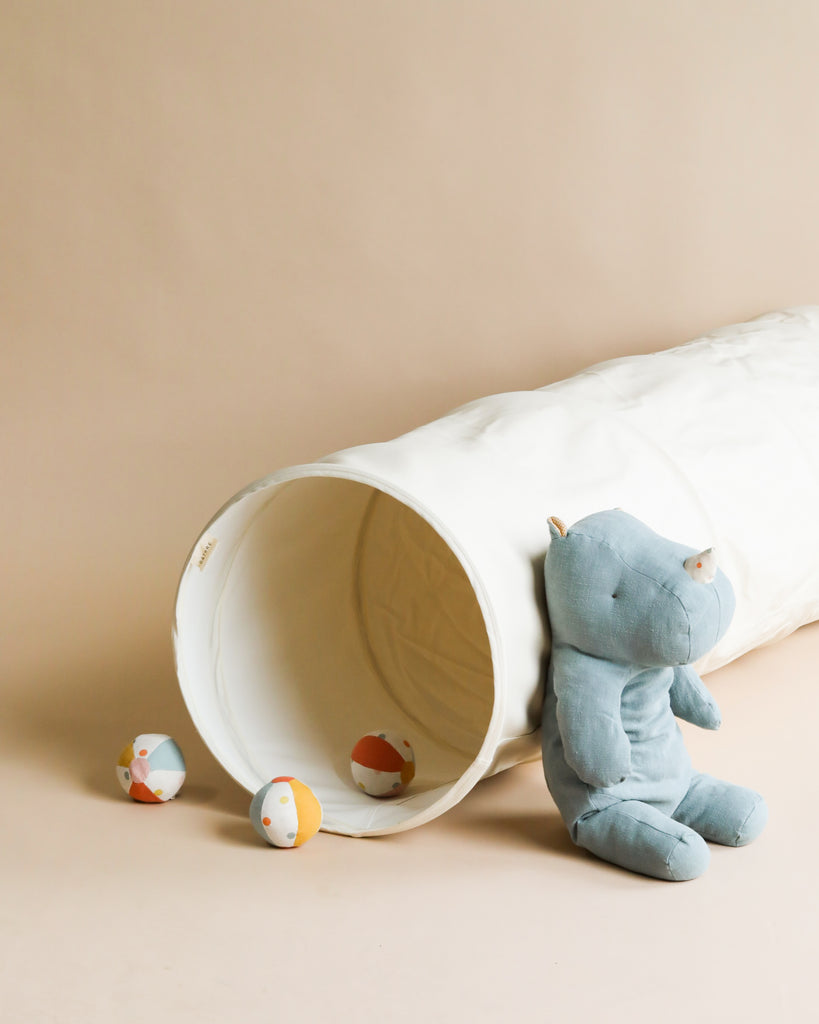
<box><xmin>3</xmin><ymin>3</ymin><xmax>818</xmax><ymax>1021</ymax></box>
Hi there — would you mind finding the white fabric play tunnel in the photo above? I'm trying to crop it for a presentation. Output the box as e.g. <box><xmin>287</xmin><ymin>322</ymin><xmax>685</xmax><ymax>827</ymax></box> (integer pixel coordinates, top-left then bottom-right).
<box><xmin>174</xmin><ymin>307</ymin><xmax>819</xmax><ymax>836</ymax></box>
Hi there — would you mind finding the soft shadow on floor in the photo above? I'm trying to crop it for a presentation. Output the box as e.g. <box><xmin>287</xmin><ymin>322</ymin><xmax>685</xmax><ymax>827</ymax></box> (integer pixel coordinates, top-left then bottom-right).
<box><xmin>6</xmin><ymin>623</ymin><xmax>249</xmax><ymax>819</ymax></box>
<box><xmin>430</xmin><ymin>765</ymin><xmax>579</xmax><ymax>858</ymax></box>
<box><xmin>217</xmin><ymin>818</ymin><xmax>269</xmax><ymax>849</ymax></box>
<box><xmin>451</xmin><ymin>807</ymin><xmax>580</xmax><ymax>859</ymax></box>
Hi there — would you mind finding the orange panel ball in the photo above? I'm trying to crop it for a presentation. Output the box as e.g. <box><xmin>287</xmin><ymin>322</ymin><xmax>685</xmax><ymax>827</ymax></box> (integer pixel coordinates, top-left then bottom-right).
<box><xmin>116</xmin><ymin>734</ymin><xmax>186</xmax><ymax>803</ymax></box>
<box><xmin>351</xmin><ymin>731</ymin><xmax>415</xmax><ymax>798</ymax></box>
<box><xmin>249</xmin><ymin>777</ymin><xmax>323</xmax><ymax>848</ymax></box>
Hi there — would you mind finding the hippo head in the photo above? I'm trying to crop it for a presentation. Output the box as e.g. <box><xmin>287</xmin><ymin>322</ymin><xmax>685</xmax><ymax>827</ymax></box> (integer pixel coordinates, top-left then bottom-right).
<box><xmin>544</xmin><ymin>510</ymin><xmax>735</xmax><ymax>667</ymax></box>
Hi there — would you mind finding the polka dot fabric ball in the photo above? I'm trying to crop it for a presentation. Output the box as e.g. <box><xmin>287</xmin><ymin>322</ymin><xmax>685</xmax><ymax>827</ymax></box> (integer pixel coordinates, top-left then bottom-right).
<box><xmin>351</xmin><ymin>731</ymin><xmax>415</xmax><ymax>797</ymax></box>
<box><xmin>250</xmin><ymin>777</ymin><xmax>322</xmax><ymax>848</ymax></box>
<box><xmin>116</xmin><ymin>734</ymin><xmax>186</xmax><ymax>803</ymax></box>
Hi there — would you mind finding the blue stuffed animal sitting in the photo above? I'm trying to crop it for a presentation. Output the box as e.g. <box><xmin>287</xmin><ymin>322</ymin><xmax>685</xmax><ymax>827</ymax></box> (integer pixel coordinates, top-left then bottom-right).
<box><xmin>541</xmin><ymin>510</ymin><xmax>768</xmax><ymax>881</ymax></box>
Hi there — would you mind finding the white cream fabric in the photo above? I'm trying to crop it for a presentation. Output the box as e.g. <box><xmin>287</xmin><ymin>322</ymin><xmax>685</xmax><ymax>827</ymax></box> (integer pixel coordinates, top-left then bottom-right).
<box><xmin>174</xmin><ymin>307</ymin><xmax>819</xmax><ymax>835</ymax></box>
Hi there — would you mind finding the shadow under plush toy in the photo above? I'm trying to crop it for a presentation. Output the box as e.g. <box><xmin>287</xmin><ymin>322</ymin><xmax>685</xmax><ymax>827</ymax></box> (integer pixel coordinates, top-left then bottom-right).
<box><xmin>541</xmin><ymin>510</ymin><xmax>768</xmax><ymax>881</ymax></box>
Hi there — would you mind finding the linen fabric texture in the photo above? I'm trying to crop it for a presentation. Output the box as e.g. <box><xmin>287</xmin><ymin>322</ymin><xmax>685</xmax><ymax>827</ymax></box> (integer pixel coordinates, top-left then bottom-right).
<box><xmin>175</xmin><ymin>307</ymin><xmax>819</xmax><ymax>836</ymax></box>
<box><xmin>541</xmin><ymin>511</ymin><xmax>767</xmax><ymax>880</ymax></box>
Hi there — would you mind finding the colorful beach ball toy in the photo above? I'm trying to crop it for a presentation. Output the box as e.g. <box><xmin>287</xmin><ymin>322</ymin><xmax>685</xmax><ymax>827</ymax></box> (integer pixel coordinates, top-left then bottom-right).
<box><xmin>250</xmin><ymin>777</ymin><xmax>323</xmax><ymax>848</ymax></box>
<box><xmin>116</xmin><ymin>734</ymin><xmax>186</xmax><ymax>803</ymax></box>
<box><xmin>351</xmin><ymin>730</ymin><xmax>415</xmax><ymax>797</ymax></box>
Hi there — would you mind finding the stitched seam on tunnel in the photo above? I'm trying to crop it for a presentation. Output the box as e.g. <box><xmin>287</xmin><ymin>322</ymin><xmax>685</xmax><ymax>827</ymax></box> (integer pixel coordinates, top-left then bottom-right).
<box><xmin>282</xmin><ymin>461</ymin><xmax>507</xmax><ymax>834</ymax></box>
<box><xmin>210</xmin><ymin>483</ymin><xmax>295</xmax><ymax>786</ymax></box>
<box><xmin>581</xmin><ymin>367</ymin><xmax>719</xmax><ymax>542</ymax></box>
<box><xmin>351</xmin><ymin>489</ymin><xmax>483</xmax><ymax>758</ymax></box>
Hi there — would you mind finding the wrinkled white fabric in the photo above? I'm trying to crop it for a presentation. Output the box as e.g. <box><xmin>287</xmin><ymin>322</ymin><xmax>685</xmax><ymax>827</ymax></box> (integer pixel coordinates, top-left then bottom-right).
<box><xmin>175</xmin><ymin>307</ymin><xmax>819</xmax><ymax>835</ymax></box>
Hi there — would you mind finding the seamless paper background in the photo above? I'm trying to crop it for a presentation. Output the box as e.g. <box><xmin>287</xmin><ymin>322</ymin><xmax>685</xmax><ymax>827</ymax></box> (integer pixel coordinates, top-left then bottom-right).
<box><xmin>3</xmin><ymin>3</ymin><xmax>818</xmax><ymax>1021</ymax></box>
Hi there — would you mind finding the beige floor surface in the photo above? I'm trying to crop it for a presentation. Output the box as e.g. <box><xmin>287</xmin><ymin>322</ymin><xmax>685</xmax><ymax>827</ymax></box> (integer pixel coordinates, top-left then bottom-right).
<box><xmin>3</xmin><ymin>615</ymin><xmax>815</xmax><ymax>1022</ymax></box>
<box><xmin>5</xmin><ymin>4</ymin><xmax>819</xmax><ymax>1019</ymax></box>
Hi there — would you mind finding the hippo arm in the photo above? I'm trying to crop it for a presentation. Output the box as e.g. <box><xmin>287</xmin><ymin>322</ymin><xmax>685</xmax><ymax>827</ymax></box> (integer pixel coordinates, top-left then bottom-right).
<box><xmin>551</xmin><ymin>647</ymin><xmax>633</xmax><ymax>788</ymax></box>
<box><xmin>669</xmin><ymin>664</ymin><xmax>722</xmax><ymax>730</ymax></box>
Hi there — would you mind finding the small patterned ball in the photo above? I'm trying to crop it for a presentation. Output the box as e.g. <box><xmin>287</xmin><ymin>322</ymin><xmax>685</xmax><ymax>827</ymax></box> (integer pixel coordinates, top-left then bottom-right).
<box><xmin>351</xmin><ymin>731</ymin><xmax>415</xmax><ymax>797</ymax></box>
<box><xmin>250</xmin><ymin>777</ymin><xmax>323</xmax><ymax>848</ymax></box>
<box><xmin>116</xmin><ymin>734</ymin><xmax>186</xmax><ymax>803</ymax></box>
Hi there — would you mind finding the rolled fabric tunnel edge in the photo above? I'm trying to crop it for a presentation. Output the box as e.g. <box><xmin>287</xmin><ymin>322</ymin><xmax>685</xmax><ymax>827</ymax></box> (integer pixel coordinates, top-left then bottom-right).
<box><xmin>174</xmin><ymin>306</ymin><xmax>819</xmax><ymax>835</ymax></box>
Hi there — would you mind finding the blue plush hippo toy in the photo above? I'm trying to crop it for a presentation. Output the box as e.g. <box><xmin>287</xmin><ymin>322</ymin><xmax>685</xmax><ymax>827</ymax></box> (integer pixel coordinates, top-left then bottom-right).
<box><xmin>541</xmin><ymin>510</ymin><xmax>768</xmax><ymax>881</ymax></box>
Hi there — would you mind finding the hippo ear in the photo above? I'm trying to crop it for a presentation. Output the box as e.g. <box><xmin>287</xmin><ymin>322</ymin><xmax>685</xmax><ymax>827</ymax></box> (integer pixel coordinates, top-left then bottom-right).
<box><xmin>684</xmin><ymin>547</ymin><xmax>717</xmax><ymax>584</ymax></box>
<box><xmin>548</xmin><ymin>516</ymin><xmax>567</xmax><ymax>540</ymax></box>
